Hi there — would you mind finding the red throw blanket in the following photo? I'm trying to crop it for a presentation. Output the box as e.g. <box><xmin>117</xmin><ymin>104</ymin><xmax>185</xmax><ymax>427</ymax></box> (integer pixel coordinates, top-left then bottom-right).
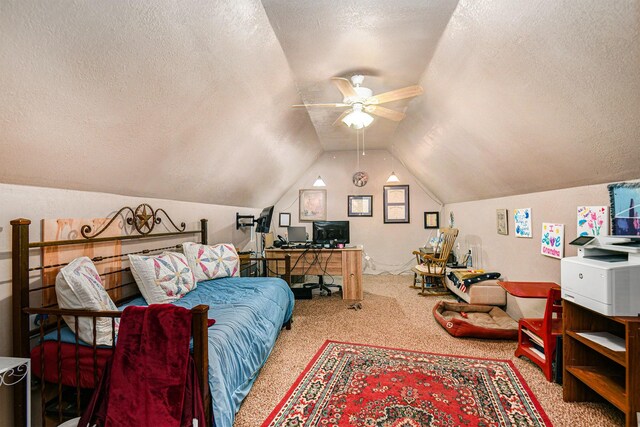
<box><xmin>79</xmin><ymin>305</ymin><xmax>209</xmax><ymax>427</ymax></box>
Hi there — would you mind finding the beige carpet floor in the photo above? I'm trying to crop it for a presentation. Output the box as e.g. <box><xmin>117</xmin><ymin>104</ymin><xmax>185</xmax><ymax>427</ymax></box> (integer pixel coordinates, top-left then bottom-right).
<box><xmin>234</xmin><ymin>275</ymin><xmax>623</xmax><ymax>427</ymax></box>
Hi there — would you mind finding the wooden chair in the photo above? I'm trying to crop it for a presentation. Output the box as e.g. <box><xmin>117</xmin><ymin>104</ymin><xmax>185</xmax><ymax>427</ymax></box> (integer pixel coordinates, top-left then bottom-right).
<box><xmin>514</xmin><ymin>287</ymin><xmax>563</xmax><ymax>381</ymax></box>
<box><xmin>411</xmin><ymin>228</ymin><xmax>459</xmax><ymax>296</ymax></box>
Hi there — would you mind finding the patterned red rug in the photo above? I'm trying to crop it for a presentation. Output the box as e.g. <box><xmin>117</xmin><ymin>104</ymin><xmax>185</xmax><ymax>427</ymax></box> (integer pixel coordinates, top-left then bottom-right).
<box><xmin>263</xmin><ymin>341</ymin><xmax>551</xmax><ymax>426</ymax></box>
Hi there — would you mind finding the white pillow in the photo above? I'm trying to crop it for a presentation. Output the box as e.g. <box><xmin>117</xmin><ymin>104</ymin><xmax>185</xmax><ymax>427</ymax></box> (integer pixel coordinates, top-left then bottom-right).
<box><xmin>128</xmin><ymin>251</ymin><xmax>196</xmax><ymax>304</ymax></box>
<box><xmin>182</xmin><ymin>242</ymin><xmax>240</xmax><ymax>282</ymax></box>
<box><xmin>55</xmin><ymin>257</ymin><xmax>119</xmax><ymax>346</ymax></box>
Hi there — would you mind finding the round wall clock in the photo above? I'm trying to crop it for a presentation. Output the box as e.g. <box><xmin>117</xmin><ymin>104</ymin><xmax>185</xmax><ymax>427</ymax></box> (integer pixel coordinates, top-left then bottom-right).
<box><xmin>352</xmin><ymin>171</ymin><xmax>369</xmax><ymax>187</ymax></box>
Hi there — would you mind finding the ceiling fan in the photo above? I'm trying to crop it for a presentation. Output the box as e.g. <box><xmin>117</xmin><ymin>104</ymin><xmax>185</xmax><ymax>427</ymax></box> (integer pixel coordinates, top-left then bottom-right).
<box><xmin>293</xmin><ymin>75</ymin><xmax>423</xmax><ymax>128</ymax></box>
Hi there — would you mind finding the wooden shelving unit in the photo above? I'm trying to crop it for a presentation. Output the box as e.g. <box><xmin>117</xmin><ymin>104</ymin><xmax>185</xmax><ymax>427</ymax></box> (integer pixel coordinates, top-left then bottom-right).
<box><xmin>563</xmin><ymin>300</ymin><xmax>640</xmax><ymax>427</ymax></box>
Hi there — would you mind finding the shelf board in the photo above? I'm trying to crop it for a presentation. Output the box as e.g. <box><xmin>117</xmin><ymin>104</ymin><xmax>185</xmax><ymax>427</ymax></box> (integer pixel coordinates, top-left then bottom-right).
<box><xmin>566</xmin><ymin>330</ymin><xmax>626</xmax><ymax>367</ymax></box>
<box><xmin>566</xmin><ymin>366</ymin><xmax>627</xmax><ymax>411</ymax></box>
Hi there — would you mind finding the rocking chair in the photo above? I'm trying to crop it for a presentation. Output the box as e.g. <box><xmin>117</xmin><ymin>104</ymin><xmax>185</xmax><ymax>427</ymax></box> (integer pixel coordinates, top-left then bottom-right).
<box><xmin>411</xmin><ymin>228</ymin><xmax>459</xmax><ymax>296</ymax></box>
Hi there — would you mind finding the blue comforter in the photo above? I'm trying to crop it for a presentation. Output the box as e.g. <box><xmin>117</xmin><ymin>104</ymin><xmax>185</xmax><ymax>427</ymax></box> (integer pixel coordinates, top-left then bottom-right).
<box><xmin>172</xmin><ymin>276</ymin><xmax>294</xmax><ymax>427</ymax></box>
<box><xmin>45</xmin><ymin>276</ymin><xmax>294</xmax><ymax>427</ymax></box>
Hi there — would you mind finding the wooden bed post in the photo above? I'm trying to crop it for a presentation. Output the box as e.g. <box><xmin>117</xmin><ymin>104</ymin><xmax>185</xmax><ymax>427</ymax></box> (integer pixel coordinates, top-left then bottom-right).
<box><xmin>11</xmin><ymin>218</ymin><xmax>30</xmax><ymax>427</ymax></box>
<box><xmin>191</xmin><ymin>304</ymin><xmax>211</xmax><ymax>423</ymax></box>
<box><xmin>200</xmin><ymin>219</ymin><xmax>208</xmax><ymax>245</ymax></box>
<box><xmin>284</xmin><ymin>254</ymin><xmax>291</xmax><ymax>286</ymax></box>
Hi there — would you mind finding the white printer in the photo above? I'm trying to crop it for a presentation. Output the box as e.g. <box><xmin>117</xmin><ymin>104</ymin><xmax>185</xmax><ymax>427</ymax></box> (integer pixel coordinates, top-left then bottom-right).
<box><xmin>561</xmin><ymin>235</ymin><xmax>640</xmax><ymax>316</ymax></box>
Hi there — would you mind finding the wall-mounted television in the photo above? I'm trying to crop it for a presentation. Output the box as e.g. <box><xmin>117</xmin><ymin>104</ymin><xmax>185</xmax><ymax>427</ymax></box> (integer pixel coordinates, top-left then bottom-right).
<box><xmin>255</xmin><ymin>206</ymin><xmax>274</xmax><ymax>233</ymax></box>
<box><xmin>312</xmin><ymin>221</ymin><xmax>350</xmax><ymax>244</ymax></box>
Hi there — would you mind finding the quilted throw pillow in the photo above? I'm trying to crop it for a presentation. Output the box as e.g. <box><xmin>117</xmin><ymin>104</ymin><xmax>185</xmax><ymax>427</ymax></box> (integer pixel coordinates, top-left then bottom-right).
<box><xmin>182</xmin><ymin>242</ymin><xmax>240</xmax><ymax>282</ymax></box>
<box><xmin>128</xmin><ymin>252</ymin><xmax>196</xmax><ymax>305</ymax></box>
<box><xmin>55</xmin><ymin>257</ymin><xmax>119</xmax><ymax>346</ymax></box>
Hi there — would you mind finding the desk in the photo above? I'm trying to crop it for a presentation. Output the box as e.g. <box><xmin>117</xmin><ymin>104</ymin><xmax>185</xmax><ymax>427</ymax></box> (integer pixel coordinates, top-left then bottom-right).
<box><xmin>265</xmin><ymin>247</ymin><xmax>363</xmax><ymax>300</ymax></box>
<box><xmin>498</xmin><ymin>281</ymin><xmax>559</xmax><ymax>320</ymax></box>
<box><xmin>1</xmin><ymin>357</ymin><xmax>30</xmax><ymax>426</ymax></box>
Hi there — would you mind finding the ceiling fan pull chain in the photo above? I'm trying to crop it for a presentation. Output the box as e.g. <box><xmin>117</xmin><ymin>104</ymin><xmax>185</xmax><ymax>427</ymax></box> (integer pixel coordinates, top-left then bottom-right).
<box><xmin>356</xmin><ymin>128</ymin><xmax>360</xmax><ymax>170</ymax></box>
<box><xmin>362</xmin><ymin>128</ymin><xmax>366</xmax><ymax>156</ymax></box>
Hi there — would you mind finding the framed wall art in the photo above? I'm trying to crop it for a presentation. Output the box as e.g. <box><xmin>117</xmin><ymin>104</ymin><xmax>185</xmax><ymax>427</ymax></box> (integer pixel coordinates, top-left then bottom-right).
<box><xmin>424</xmin><ymin>212</ymin><xmax>439</xmax><ymax>229</ymax></box>
<box><xmin>278</xmin><ymin>212</ymin><xmax>291</xmax><ymax>227</ymax></box>
<box><xmin>348</xmin><ymin>195</ymin><xmax>373</xmax><ymax>217</ymax></box>
<box><xmin>299</xmin><ymin>189</ymin><xmax>327</xmax><ymax>221</ymax></box>
<box><xmin>608</xmin><ymin>182</ymin><xmax>640</xmax><ymax>235</ymax></box>
<box><xmin>496</xmin><ymin>209</ymin><xmax>508</xmax><ymax>235</ymax></box>
<box><xmin>383</xmin><ymin>185</ymin><xmax>409</xmax><ymax>224</ymax></box>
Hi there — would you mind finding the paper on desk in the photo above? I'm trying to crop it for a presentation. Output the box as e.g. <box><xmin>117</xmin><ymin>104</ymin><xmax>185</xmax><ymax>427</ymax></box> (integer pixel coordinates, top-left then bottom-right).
<box><xmin>576</xmin><ymin>332</ymin><xmax>626</xmax><ymax>352</ymax></box>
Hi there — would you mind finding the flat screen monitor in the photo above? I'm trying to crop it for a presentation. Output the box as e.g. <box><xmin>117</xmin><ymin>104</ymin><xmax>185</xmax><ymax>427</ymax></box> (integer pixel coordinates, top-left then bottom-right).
<box><xmin>287</xmin><ymin>226</ymin><xmax>307</xmax><ymax>243</ymax></box>
<box><xmin>313</xmin><ymin>221</ymin><xmax>350</xmax><ymax>244</ymax></box>
<box><xmin>255</xmin><ymin>206</ymin><xmax>274</xmax><ymax>233</ymax></box>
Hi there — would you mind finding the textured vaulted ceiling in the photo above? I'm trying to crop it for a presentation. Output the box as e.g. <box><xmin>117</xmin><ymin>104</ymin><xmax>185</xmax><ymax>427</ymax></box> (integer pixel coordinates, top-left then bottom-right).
<box><xmin>1</xmin><ymin>0</ymin><xmax>639</xmax><ymax>207</ymax></box>
<box><xmin>0</xmin><ymin>0</ymin><xmax>322</xmax><ymax>208</ymax></box>
<box><xmin>262</xmin><ymin>0</ymin><xmax>459</xmax><ymax>151</ymax></box>
<box><xmin>394</xmin><ymin>0</ymin><xmax>640</xmax><ymax>203</ymax></box>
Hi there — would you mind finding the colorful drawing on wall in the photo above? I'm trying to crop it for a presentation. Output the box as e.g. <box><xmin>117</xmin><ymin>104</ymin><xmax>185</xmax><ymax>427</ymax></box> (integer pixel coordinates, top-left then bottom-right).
<box><xmin>608</xmin><ymin>182</ymin><xmax>640</xmax><ymax>236</ymax></box>
<box><xmin>577</xmin><ymin>206</ymin><xmax>608</xmax><ymax>237</ymax></box>
<box><xmin>514</xmin><ymin>208</ymin><xmax>532</xmax><ymax>238</ymax></box>
<box><xmin>541</xmin><ymin>223</ymin><xmax>564</xmax><ymax>259</ymax></box>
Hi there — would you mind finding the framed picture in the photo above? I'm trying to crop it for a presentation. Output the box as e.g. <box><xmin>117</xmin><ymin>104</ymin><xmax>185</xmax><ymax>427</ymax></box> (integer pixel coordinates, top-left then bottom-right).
<box><xmin>278</xmin><ymin>212</ymin><xmax>291</xmax><ymax>227</ymax></box>
<box><xmin>424</xmin><ymin>212</ymin><xmax>439</xmax><ymax>229</ymax></box>
<box><xmin>299</xmin><ymin>189</ymin><xmax>327</xmax><ymax>221</ymax></box>
<box><xmin>608</xmin><ymin>182</ymin><xmax>640</xmax><ymax>235</ymax></box>
<box><xmin>496</xmin><ymin>209</ymin><xmax>508</xmax><ymax>235</ymax></box>
<box><xmin>348</xmin><ymin>195</ymin><xmax>373</xmax><ymax>217</ymax></box>
<box><xmin>383</xmin><ymin>185</ymin><xmax>409</xmax><ymax>224</ymax></box>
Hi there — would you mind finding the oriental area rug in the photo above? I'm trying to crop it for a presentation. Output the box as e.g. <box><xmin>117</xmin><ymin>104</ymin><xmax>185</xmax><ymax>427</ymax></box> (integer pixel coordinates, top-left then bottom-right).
<box><xmin>262</xmin><ymin>341</ymin><xmax>551</xmax><ymax>427</ymax></box>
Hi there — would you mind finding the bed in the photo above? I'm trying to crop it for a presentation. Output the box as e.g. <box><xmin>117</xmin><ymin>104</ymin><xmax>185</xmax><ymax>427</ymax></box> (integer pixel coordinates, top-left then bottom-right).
<box><xmin>11</xmin><ymin>204</ymin><xmax>294</xmax><ymax>427</ymax></box>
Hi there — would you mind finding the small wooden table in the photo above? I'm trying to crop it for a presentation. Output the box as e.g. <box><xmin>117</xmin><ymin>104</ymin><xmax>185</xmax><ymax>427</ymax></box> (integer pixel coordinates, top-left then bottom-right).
<box><xmin>497</xmin><ymin>281</ymin><xmax>560</xmax><ymax>320</ymax></box>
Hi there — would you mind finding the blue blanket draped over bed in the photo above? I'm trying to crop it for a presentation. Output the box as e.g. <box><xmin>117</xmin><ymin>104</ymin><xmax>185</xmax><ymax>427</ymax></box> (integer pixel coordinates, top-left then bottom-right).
<box><xmin>45</xmin><ymin>276</ymin><xmax>294</xmax><ymax>427</ymax></box>
<box><xmin>172</xmin><ymin>276</ymin><xmax>294</xmax><ymax>427</ymax></box>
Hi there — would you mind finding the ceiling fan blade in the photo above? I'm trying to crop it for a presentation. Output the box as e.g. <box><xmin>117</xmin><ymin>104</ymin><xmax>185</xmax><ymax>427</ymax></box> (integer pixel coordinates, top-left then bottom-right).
<box><xmin>332</xmin><ymin>110</ymin><xmax>352</xmax><ymax>127</ymax></box>
<box><xmin>367</xmin><ymin>85</ymin><xmax>423</xmax><ymax>105</ymax></box>
<box><xmin>292</xmin><ymin>103</ymin><xmax>349</xmax><ymax>108</ymax></box>
<box><xmin>331</xmin><ymin>77</ymin><xmax>358</xmax><ymax>99</ymax></box>
<box><xmin>365</xmin><ymin>105</ymin><xmax>405</xmax><ymax>121</ymax></box>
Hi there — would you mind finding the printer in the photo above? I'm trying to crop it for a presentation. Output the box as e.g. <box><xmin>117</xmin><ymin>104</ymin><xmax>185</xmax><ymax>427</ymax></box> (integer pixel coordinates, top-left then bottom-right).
<box><xmin>561</xmin><ymin>235</ymin><xmax>640</xmax><ymax>316</ymax></box>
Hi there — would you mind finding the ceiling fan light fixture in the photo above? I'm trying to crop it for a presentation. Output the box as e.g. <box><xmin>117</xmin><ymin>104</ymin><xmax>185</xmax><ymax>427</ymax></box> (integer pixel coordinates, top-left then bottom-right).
<box><xmin>386</xmin><ymin>172</ymin><xmax>400</xmax><ymax>183</ymax></box>
<box><xmin>342</xmin><ymin>109</ymin><xmax>374</xmax><ymax>129</ymax></box>
<box><xmin>313</xmin><ymin>175</ymin><xmax>327</xmax><ymax>187</ymax></box>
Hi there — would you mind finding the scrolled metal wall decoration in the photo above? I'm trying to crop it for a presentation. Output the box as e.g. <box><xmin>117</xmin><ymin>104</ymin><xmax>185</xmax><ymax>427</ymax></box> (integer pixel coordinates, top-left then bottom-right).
<box><xmin>81</xmin><ymin>204</ymin><xmax>186</xmax><ymax>239</ymax></box>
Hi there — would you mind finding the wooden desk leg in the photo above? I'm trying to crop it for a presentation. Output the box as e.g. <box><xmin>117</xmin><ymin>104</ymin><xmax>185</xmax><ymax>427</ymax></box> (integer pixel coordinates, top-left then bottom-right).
<box><xmin>342</xmin><ymin>251</ymin><xmax>363</xmax><ymax>300</ymax></box>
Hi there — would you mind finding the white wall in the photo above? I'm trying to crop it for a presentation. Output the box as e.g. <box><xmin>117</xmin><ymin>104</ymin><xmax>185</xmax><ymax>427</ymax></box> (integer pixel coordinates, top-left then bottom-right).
<box><xmin>0</xmin><ymin>183</ymin><xmax>259</xmax><ymax>425</ymax></box>
<box><xmin>443</xmin><ymin>181</ymin><xmax>631</xmax><ymax>283</ymax></box>
<box><xmin>273</xmin><ymin>150</ymin><xmax>443</xmax><ymax>274</ymax></box>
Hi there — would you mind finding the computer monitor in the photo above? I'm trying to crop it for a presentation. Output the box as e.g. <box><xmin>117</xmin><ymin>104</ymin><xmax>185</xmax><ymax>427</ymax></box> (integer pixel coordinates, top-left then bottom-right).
<box><xmin>313</xmin><ymin>221</ymin><xmax>350</xmax><ymax>244</ymax></box>
<box><xmin>255</xmin><ymin>206</ymin><xmax>274</xmax><ymax>233</ymax></box>
<box><xmin>287</xmin><ymin>226</ymin><xmax>307</xmax><ymax>243</ymax></box>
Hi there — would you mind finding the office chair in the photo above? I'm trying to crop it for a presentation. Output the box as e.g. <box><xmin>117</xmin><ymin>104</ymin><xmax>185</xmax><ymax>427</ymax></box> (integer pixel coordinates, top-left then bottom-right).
<box><xmin>303</xmin><ymin>275</ymin><xmax>342</xmax><ymax>296</ymax></box>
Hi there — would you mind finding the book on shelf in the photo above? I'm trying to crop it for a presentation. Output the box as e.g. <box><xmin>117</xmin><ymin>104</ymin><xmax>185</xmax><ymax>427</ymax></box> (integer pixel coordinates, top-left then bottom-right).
<box><xmin>522</xmin><ymin>327</ymin><xmax>544</xmax><ymax>347</ymax></box>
